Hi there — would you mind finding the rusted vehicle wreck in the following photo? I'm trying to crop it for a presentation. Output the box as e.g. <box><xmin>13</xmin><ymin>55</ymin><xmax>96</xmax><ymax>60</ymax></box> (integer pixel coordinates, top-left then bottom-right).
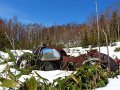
<box><xmin>17</xmin><ymin>46</ymin><xmax>119</xmax><ymax>71</ymax></box>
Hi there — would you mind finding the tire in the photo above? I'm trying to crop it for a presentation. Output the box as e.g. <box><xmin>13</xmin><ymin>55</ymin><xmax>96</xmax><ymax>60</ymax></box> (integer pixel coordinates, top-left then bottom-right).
<box><xmin>42</xmin><ymin>61</ymin><xmax>61</xmax><ymax>71</ymax></box>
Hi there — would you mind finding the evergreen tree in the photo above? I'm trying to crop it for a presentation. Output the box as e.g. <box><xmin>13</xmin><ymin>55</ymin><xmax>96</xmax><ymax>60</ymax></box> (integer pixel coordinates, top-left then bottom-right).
<box><xmin>82</xmin><ymin>30</ymin><xmax>89</xmax><ymax>48</ymax></box>
<box><xmin>0</xmin><ymin>19</ymin><xmax>11</xmax><ymax>51</ymax></box>
<box><xmin>0</xmin><ymin>29</ymin><xmax>11</xmax><ymax>51</ymax></box>
<box><xmin>99</xmin><ymin>15</ymin><xmax>107</xmax><ymax>46</ymax></box>
<box><xmin>89</xmin><ymin>23</ymin><xmax>98</xmax><ymax>47</ymax></box>
<box><xmin>110</xmin><ymin>11</ymin><xmax>118</xmax><ymax>42</ymax></box>
<box><xmin>89</xmin><ymin>31</ymin><xmax>97</xmax><ymax>47</ymax></box>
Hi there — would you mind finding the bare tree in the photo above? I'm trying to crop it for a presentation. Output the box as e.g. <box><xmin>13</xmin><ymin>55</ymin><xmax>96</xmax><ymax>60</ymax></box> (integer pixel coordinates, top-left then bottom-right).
<box><xmin>95</xmin><ymin>0</ymin><xmax>101</xmax><ymax>64</ymax></box>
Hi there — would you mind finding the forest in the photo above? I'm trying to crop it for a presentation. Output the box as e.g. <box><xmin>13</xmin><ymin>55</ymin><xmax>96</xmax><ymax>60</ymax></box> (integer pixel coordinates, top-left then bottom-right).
<box><xmin>0</xmin><ymin>3</ymin><xmax>120</xmax><ymax>50</ymax></box>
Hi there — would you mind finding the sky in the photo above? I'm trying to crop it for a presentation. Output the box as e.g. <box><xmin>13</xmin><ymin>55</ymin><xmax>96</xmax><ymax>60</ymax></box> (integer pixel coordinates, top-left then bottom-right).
<box><xmin>0</xmin><ymin>0</ymin><xmax>119</xmax><ymax>26</ymax></box>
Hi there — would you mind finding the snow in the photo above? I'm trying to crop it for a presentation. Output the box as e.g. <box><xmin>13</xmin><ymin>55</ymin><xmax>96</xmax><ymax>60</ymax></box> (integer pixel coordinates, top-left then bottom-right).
<box><xmin>19</xmin><ymin>70</ymin><xmax>74</xmax><ymax>83</ymax></box>
<box><xmin>65</xmin><ymin>42</ymin><xmax>120</xmax><ymax>59</ymax></box>
<box><xmin>96</xmin><ymin>76</ymin><xmax>120</xmax><ymax>90</ymax></box>
<box><xmin>10</xmin><ymin>50</ymin><xmax>32</xmax><ymax>56</ymax></box>
<box><xmin>0</xmin><ymin>42</ymin><xmax>120</xmax><ymax>90</ymax></box>
<box><xmin>0</xmin><ymin>51</ymin><xmax>9</xmax><ymax>59</ymax></box>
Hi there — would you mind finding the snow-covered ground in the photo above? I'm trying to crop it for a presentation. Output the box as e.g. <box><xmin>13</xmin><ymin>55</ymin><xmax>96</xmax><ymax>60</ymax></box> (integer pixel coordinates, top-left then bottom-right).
<box><xmin>0</xmin><ymin>42</ymin><xmax>120</xmax><ymax>90</ymax></box>
<box><xmin>65</xmin><ymin>42</ymin><xmax>120</xmax><ymax>59</ymax></box>
<box><xmin>19</xmin><ymin>70</ymin><xmax>74</xmax><ymax>83</ymax></box>
<box><xmin>96</xmin><ymin>76</ymin><xmax>120</xmax><ymax>90</ymax></box>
